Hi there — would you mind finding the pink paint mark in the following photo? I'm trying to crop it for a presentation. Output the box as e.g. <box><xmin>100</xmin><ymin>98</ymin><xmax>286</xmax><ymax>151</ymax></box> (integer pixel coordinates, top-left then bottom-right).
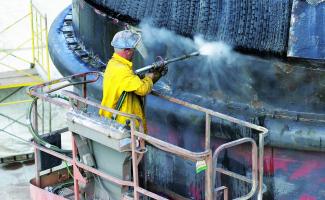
<box><xmin>167</xmin><ymin>130</ymin><xmax>179</xmax><ymax>145</ymax></box>
<box><xmin>290</xmin><ymin>160</ymin><xmax>322</xmax><ymax>180</ymax></box>
<box><xmin>264</xmin><ymin>159</ymin><xmax>271</xmax><ymax>175</ymax></box>
<box><xmin>299</xmin><ymin>194</ymin><xmax>316</xmax><ymax>200</ymax></box>
<box><xmin>190</xmin><ymin>184</ymin><xmax>202</xmax><ymax>200</ymax></box>
<box><xmin>148</xmin><ymin>124</ymin><xmax>160</xmax><ymax>135</ymax></box>
<box><xmin>264</xmin><ymin>156</ymin><xmax>295</xmax><ymax>175</ymax></box>
<box><xmin>273</xmin><ymin>159</ymin><xmax>295</xmax><ymax>172</ymax></box>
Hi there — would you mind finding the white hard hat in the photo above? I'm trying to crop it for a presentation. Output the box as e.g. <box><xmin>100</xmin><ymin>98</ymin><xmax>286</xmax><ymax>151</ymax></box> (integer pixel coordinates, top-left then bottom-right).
<box><xmin>111</xmin><ymin>30</ymin><xmax>141</xmax><ymax>49</ymax></box>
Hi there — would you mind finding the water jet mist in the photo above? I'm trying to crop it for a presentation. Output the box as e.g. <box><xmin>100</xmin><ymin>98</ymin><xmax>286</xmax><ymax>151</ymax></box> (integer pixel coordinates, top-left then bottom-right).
<box><xmin>195</xmin><ymin>36</ymin><xmax>232</xmax><ymax>58</ymax></box>
<box><xmin>140</xmin><ymin>22</ymin><xmax>254</xmax><ymax>102</ymax></box>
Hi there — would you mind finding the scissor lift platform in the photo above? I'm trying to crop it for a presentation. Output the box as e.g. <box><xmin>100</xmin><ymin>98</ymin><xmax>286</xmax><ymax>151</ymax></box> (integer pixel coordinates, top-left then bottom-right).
<box><xmin>27</xmin><ymin>71</ymin><xmax>268</xmax><ymax>200</ymax></box>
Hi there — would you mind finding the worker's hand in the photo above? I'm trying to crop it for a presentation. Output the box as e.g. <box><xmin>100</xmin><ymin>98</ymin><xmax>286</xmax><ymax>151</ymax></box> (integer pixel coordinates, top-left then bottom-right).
<box><xmin>153</xmin><ymin>70</ymin><xmax>163</xmax><ymax>83</ymax></box>
<box><xmin>146</xmin><ymin>72</ymin><xmax>155</xmax><ymax>80</ymax></box>
<box><xmin>153</xmin><ymin>56</ymin><xmax>168</xmax><ymax>76</ymax></box>
<box><xmin>159</xmin><ymin>65</ymin><xmax>168</xmax><ymax>76</ymax></box>
<box><xmin>146</xmin><ymin>71</ymin><xmax>162</xmax><ymax>83</ymax></box>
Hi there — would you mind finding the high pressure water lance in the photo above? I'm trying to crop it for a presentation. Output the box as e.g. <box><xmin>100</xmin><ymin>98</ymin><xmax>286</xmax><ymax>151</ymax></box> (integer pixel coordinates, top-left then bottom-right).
<box><xmin>112</xmin><ymin>51</ymin><xmax>201</xmax><ymax>120</ymax></box>
<box><xmin>135</xmin><ymin>51</ymin><xmax>200</xmax><ymax>75</ymax></box>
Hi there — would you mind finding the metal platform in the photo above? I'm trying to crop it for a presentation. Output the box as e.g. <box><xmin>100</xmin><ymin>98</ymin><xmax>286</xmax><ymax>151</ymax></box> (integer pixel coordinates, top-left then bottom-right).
<box><xmin>0</xmin><ymin>69</ymin><xmax>42</xmax><ymax>89</ymax></box>
<box><xmin>27</xmin><ymin>71</ymin><xmax>268</xmax><ymax>200</ymax></box>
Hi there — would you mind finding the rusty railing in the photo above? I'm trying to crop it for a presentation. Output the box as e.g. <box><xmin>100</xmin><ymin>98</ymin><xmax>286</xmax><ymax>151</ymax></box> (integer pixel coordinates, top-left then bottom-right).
<box><xmin>28</xmin><ymin>71</ymin><xmax>268</xmax><ymax>200</ymax></box>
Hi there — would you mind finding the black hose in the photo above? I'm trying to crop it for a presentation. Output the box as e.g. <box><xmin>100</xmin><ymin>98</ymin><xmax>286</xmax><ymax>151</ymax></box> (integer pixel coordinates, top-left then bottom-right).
<box><xmin>27</xmin><ymin>96</ymin><xmax>71</xmax><ymax>154</ymax></box>
<box><xmin>52</xmin><ymin>180</ymin><xmax>74</xmax><ymax>194</ymax></box>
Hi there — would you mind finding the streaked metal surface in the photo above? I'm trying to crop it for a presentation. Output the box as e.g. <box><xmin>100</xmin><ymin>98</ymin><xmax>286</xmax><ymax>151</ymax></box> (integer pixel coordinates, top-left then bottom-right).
<box><xmin>288</xmin><ymin>0</ymin><xmax>325</xmax><ymax>59</ymax></box>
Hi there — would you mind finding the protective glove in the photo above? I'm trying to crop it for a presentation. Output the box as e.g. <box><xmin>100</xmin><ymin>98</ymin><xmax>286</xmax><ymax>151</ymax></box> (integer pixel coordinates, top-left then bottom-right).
<box><xmin>145</xmin><ymin>71</ymin><xmax>161</xmax><ymax>83</ymax></box>
<box><xmin>152</xmin><ymin>56</ymin><xmax>168</xmax><ymax>76</ymax></box>
<box><xmin>160</xmin><ymin>65</ymin><xmax>168</xmax><ymax>76</ymax></box>
<box><xmin>153</xmin><ymin>70</ymin><xmax>163</xmax><ymax>82</ymax></box>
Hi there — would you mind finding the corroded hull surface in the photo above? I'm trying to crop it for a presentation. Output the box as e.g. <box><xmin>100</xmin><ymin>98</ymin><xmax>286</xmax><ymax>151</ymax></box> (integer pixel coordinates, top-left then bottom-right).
<box><xmin>48</xmin><ymin>0</ymin><xmax>325</xmax><ymax>199</ymax></box>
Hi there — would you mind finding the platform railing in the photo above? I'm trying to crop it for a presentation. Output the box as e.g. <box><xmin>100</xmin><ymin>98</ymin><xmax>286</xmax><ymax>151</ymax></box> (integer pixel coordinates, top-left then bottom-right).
<box><xmin>29</xmin><ymin>72</ymin><xmax>145</xmax><ymax>200</ymax></box>
<box><xmin>28</xmin><ymin>71</ymin><xmax>268</xmax><ymax>200</ymax></box>
<box><xmin>213</xmin><ymin>138</ymin><xmax>258</xmax><ymax>200</ymax></box>
<box><xmin>151</xmin><ymin>91</ymin><xmax>268</xmax><ymax>200</ymax></box>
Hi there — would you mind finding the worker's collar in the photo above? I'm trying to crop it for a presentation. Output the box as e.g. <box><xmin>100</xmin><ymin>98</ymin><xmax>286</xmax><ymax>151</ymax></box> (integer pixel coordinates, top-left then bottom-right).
<box><xmin>112</xmin><ymin>53</ymin><xmax>133</xmax><ymax>69</ymax></box>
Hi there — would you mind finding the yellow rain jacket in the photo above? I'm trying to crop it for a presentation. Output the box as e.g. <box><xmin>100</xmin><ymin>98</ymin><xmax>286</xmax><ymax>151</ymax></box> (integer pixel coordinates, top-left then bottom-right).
<box><xmin>99</xmin><ymin>53</ymin><xmax>153</xmax><ymax>132</ymax></box>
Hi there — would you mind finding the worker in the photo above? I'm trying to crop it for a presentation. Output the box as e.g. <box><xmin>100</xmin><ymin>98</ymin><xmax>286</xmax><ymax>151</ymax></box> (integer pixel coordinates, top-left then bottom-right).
<box><xmin>99</xmin><ymin>30</ymin><xmax>163</xmax><ymax>133</ymax></box>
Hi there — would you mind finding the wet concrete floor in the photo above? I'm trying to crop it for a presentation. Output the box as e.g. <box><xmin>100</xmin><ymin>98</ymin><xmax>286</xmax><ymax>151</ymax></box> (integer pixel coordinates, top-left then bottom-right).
<box><xmin>0</xmin><ymin>160</ymin><xmax>35</xmax><ymax>200</ymax></box>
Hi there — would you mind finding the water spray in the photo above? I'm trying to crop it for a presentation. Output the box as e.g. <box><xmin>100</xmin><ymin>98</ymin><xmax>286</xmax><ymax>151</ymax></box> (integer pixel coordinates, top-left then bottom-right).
<box><xmin>135</xmin><ymin>51</ymin><xmax>200</xmax><ymax>74</ymax></box>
